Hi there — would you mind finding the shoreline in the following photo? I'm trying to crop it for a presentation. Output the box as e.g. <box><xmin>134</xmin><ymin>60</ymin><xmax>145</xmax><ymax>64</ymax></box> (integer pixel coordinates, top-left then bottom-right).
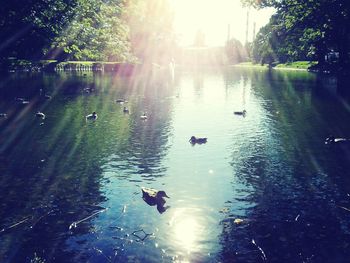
<box><xmin>0</xmin><ymin>60</ymin><xmax>141</xmax><ymax>74</ymax></box>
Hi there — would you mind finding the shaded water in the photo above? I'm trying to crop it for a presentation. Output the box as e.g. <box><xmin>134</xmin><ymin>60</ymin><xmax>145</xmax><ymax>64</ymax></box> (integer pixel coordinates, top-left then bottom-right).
<box><xmin>1</xmin><ymin>67</ymin><xmax>350</xmax><ymax>262</ymax></box>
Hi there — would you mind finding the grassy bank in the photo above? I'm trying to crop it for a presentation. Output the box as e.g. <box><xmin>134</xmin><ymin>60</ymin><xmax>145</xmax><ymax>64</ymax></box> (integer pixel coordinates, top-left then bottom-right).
<box><xmin>234</xmin><ymin>61</ymin><xmax>317</xmax><ymax>70</ymax></box>
<box><xmin>274</xmin><ymin>61</ymin><xmax>317</xmax><ymax>70</ymax></box>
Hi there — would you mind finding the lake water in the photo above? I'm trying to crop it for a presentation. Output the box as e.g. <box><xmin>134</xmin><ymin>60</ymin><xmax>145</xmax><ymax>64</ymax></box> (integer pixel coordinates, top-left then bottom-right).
<box><xmin>1</xmin><ymin>67</ymin><xmax>350</xmax><ymax>263</ymax></box>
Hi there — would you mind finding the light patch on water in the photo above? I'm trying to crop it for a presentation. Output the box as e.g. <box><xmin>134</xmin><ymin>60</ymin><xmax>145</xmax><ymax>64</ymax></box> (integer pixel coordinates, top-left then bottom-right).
<box><xmin>174</xmin><ymin>218</ymin><xmax>198</xmax><ymax>251</ymax></box>
<box><xmin>167</xmin><ymin>208</ymin><xmax>208</xmax><ymax>256</ymax></box>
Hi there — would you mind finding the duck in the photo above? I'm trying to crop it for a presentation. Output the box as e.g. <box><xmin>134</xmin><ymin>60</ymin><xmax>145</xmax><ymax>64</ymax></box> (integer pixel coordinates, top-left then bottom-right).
<box><xmin>141</xmin><ymin>187</ymin><xmax>169</xmax><ymax>207</ymax></box>
<box><xmin>189</xmin><ymin>136</ymin><xmax>207</xmax><ymax>144</ymax></box>
<box><xmin>44</xmin><ymin>94</ymin><xmax>52</xmax><ymax>100</ymax></box>
<box><xmin>234</xmin><ymin>110</ymin><xmax>247</xmax><ymax>116</ymax></box>
<box><xmin>0</xmin><ymin>113</ymin><xmax>7</xmax><ymax>118</ymax></box>
<box><xmin>36</xmin><ymin>111</ymin><xmax>46</xmax><ymax>119</ymax></box>
<box><xmin>86</xmin><ymin>111</ymin><xmax>98</xmax><ymax>120</ymax></box>
<box><xmin>325</xmin><ymin>135</ymin><xmax>350</xmax><ymax>144</ymax></box>
<box><xmin>116</xmin><ymin>99</ymin><xmax>127</xmax><ymax>104</ymax></box>
<box><xmin>123</xmin><ymin>107</ymin><xmax>129</xmax><ymax>114</ymax></box>
<box><xmin>140</xmin><ymin>113</ymin><xmax>148</xmax><ymax>120</ymax></box>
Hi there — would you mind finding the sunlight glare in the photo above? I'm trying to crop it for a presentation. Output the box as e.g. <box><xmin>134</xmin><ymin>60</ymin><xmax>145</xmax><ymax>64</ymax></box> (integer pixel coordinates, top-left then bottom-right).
<box><xmin>174</xmin><ymin>218</ymin><xmax>199</xmax><ymax>251</ymax></box>
<box><xmin>169</xmin><ymin>0</ymin><xmax>275</xmax><ymax>46</ymax></box>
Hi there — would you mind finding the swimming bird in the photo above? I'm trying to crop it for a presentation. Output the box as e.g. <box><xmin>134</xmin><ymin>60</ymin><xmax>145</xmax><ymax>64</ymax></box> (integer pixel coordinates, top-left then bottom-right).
<box><xmin>116</xmin><ymin>99</ymin><xmax>127</xmax><ymax>104</ymax></box>
<box><xmin>36</xmin><ymin>111</ymin><xmax>46</xmax><ymax>119</ymax></box>
<box><xmin>123</xmin><ymin>107</ymin><xmax>129</xmax><ymax>114</ymax></box>
<box><xmin>141</xmin><ymin>187</ymin><xmax>169</xmax><ymax>208</ymax></box>
<box><xmin>189</xmin><ymin>136</ymin><xmax>207</xmax><ymax>144</ymax></box>
<box><xmin>140</xmin><ymin>113</ymin><xmax>148</xmax><ymax>120</ymax></box>
<box><xmin>0</xmin><ymin>113</ymin><xmax>7</xmax><ymax>118</ymax></box>
<box><xmin>86</xmin><ymin>112</ymin><xmax>98</xmax><ymax>120</ymax></box>
<box><xmin>234</xmin><ymin>110</ymin><xmax>247</xmax><ymax>116</ymax></box>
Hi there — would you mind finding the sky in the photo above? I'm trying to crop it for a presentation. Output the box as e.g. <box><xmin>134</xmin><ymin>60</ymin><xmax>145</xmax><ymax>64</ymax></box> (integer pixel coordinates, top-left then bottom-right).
<box><xmin>169</xmin><ymin>0</ymin><xmax>275</xmax><ymax>47</ymax></box>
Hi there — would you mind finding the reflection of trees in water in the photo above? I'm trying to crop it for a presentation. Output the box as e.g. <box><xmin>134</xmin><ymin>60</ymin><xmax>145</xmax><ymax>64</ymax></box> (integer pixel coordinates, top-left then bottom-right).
<box><xmin>218</xmin><ymin>69</ymin><xmax>350</xmax><ymax>262</ymax></box>
<box><xmin>121</xmin><ymin>73</ymin><xmax>175</xmax><ymax>178</ymax></box>
<box><xmin>222</xmin><ymin>150</ymin><xmax>350</xmax><ymax>262</ymax></box>
<box><xmin>193</xmin><ymin>71</ymin><xmax>204</xmax><ymax>97</ymax></box>
<box><xmin>0</xmin><ymin>122</ymin><xmax>106</xmax><ymax>262</ymax></box>
<box><xmin>223</xmin><ymin>67</ymin><xmax>243</xmax><ymax>90</ymax></box>
<box><xmin>0</xmin><ymin>73</ymin><xmax>126</xmax><ymax>262</ymax></box>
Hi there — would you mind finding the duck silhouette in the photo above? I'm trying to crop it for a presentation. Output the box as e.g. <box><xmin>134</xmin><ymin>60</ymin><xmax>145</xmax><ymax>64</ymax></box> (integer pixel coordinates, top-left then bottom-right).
<box><xmin>141</xmin><ymin>187</ymin><xmax>170</xmax><ymax>214</ymax></box>
<box><xmin>234</xmin><ymin>110</ymin><xmax>247</xmax><ymax>116</ymax></box>
<box><xmin>140</xmin><ymin>113</ymin><xmax>148</xmax><ymax>120</ymax></box>
<box><xmin>116</xmin><ymin>99</ymin><xmax>127</xmax><ymax>104</ymax></box>
<box><xmin>86</xmin><ymin>112</ymin><xmax>98</xmax><ymax>120</ymax></box>
<box><xmin>189</xmin><ymin>136</ymin><xmax>207</xmax><ymax>144</ymax></box>
<box><xmin>123</xmin><ymin>107</ymin><xmax>129</xmax><ymax>114</ymax></box>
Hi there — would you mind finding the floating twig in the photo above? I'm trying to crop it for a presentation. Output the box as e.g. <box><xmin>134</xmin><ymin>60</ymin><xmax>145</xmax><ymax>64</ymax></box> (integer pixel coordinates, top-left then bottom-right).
<box><xmin>0</xmin><ymin>216</ymin><xmax>31</xmax><ymax>234</ymax></box>
<box><xmin>337</xmin><ymin>205</ymin><xmax>350</xmax><ymax>212</ymax></box>
<box><xmin>252</xmin><ymin>239</ymin><xmax>267</xmax><ymax>261</ymax></box>
<box><xmin>69</xmin><ymin>208</ymin><xmax>108</xmax><ymax>230</ymax></box>
<box><xmin>30</xmin><ymin>210</ymin><xmax>55</xmax><ymax>229</ymax></box>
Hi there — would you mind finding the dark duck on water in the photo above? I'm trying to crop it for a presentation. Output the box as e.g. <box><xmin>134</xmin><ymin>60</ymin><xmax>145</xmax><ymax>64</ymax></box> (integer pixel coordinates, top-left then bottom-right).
<box><xmin>189</xmin><ymin>136</ymin><xmax>207</xmax><ymax>144</ymax></box>
<box><xmin>234</xmin><ymin>109</ymin><xmax>247</xmax><ymax>116</ymax></box>
<box><xmin>141</xmin><ymin>187</ymin><xmax>170</xmax><ymax>214</ymax></box>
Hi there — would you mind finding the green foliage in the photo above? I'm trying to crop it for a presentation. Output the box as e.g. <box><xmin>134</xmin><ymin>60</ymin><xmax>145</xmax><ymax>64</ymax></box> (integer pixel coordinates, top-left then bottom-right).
<box><xmin>225</xmin><ymin>38</ymin><xmax>247</xmax><ymax>64</ymax></box>
<box><xmin>0</xmin><ymin>0</ymin><xmax>176</xmax><ymax>63</ymax></box>
<box><xmin>244</xmin><ymin>0</ymin><xmax>350</xmax><ymax>67</ymax></box>
<box><xmin>0</xmin><ymin>0</ymin><xmax>77</xmax><ymax>60</ymax></box>
<box><xmin>51</xmin><ymin>0</ymin><xmax>134</xmax><ymax>61</ymax></box>
<box><xmin>251</xmin><ymin>22</ymin><xmax>276</xmax><ymax>65</ymax></box>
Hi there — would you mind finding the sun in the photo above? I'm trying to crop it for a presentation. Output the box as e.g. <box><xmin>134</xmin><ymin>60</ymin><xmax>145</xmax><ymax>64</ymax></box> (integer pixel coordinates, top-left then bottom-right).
<box><xmin>169</xmin><ymin>0</ymin><xmax>275</xmax><ymax>47</ymax></box>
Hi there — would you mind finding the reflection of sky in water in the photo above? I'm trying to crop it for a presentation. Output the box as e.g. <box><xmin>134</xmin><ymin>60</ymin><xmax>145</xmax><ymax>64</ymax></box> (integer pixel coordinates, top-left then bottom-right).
<box><xmin>95</xmin><ymin>69</ymin><xmax>262</xmax><ymax>261</ymax></box>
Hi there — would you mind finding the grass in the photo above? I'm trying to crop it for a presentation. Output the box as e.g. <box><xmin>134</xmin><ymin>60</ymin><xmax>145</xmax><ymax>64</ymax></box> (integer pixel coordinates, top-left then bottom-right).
<box><xmin>234</xmin><ymin>62</ymin><xmax>267</xmax><ymax>68</ymax></box>
<box><xmin>274</xmin><ymin>61</ymin><xmax>317</xmax><ymax>70</ymax></box>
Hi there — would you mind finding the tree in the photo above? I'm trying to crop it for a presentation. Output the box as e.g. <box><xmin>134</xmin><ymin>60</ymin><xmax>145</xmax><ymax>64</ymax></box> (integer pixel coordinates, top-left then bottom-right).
<box><xmin>51</xmin><ymin>0</ymin><xmax>134</xmax><ymax>61</ymax></box>
<box><xmin>0</xmin><ymin>0</ymin><xmax>177</xmax><ymax>63</ymax></box>
<box><xmin>242</xmin><ymin>0</ymin><xmax>350</xmax><ymax>67</ymax></box>
<box><xmin>225</xmin><ymin>38</ymin><xmax>246</xmax><ymax>64</ymax></box>
<box><xmin>0</xmin><ymin>0</ymin><xmax>77</xmax><ymax>60</ymax></box>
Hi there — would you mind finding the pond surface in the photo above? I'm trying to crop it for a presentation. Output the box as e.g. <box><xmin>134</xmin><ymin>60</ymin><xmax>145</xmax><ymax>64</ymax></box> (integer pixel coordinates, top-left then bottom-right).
<box><xmin>1</xmin><ymin>67</ymin><xmax>350</xmax><ymax>263</ymax></box>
